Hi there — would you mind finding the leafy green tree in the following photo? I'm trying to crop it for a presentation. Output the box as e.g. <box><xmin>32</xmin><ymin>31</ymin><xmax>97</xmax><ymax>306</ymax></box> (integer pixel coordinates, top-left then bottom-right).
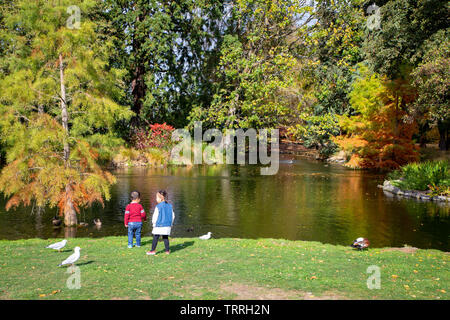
<box><xmin>188</xmin><ymin>0</ymin><xmax>314</xmax><ymax>131</ymax></box>
<box><xmin>363</xmin><ymin>0</ymin><xmax>449</xmax><ymax>149</ymax></box>
<box><xmin>0</xmin><ymin>0</ymin><xmax>132</xmax><ymax>225</ymax></box>
<box><xmin>308</xmin><ymin>0</ymin><xmax>366</xmax><ymax>115</ymax></box>
<box><xmin>104</xmin><ymin>0</ymin><xmax>225</xmax><ymax>127</ymax></box>
<box><xmin>411</xmin><ymin>29</ymin><xmax>450</xmax><ymax>150</ymax></box>
<box><xmin>281</xmin><ymin>0</ymin><xmax>365</xmax><ymax>154</ymax></box>
<box><xmin>288</xmin><ymin>113</ymin><xmax>340</xmax><ymax>157</ymax></box>
<box><xmin>364</xmin><ymin>0</ymin><xmax>448</xmax><ymax>79</ymax></box>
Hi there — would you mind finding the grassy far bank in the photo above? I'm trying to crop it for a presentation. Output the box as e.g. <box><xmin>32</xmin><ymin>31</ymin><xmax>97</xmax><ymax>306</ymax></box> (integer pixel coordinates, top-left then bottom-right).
<box><xmin>0</xmin><ymin>237</ymin><xmax>448</xmax><ymax>300</ymax></box>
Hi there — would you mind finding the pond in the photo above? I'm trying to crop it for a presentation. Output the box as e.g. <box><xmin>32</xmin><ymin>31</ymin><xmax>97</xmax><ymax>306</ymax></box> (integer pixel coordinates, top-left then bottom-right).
<box><xmin>0</xmin><ymin>157</ymin><xmax>449</xmax><ymax>251</ymax></box>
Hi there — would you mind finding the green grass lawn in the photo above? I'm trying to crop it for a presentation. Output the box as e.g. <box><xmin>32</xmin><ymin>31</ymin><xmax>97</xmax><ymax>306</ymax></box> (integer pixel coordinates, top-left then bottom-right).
<box><xmin>0</xmin><ymin>236</ymin><xmax>448</xmax><ymax>300</ymax></box>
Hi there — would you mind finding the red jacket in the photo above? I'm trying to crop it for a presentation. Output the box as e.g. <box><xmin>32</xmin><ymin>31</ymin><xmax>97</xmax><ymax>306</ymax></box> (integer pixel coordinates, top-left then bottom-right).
<box><xmin>124</xmin><ymin>203</ymin><xmax>147</xmax><ymax>226</ymax></box>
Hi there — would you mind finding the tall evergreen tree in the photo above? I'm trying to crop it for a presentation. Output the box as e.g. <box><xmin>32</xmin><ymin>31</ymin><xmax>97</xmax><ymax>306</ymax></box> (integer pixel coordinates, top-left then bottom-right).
<box><xmin>0</xmin><ymin>0</ymin><xmax>132</xmax><ymax>225</ymax></box>
<box><xmin>104</xmin><ymin>0</ymin><xmax>225</xmax><ymax>127</ymax></box>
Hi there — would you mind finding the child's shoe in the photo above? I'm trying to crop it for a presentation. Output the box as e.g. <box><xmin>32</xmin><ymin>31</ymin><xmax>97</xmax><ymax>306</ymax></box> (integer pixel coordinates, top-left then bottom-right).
<box><xmin>146</xmin><ymin>250</ymin><xmax>156</xmax><ymax>255</ymax></box>
<box><xmin>136</xmin><ymin>245</ymin><xmax>141</xmax><ymax>248</ymax></box>
<box><xmin>165</xmin><ymin>251</ymin><xmax>170</xmax><ymax>255</ymax></box>
<box><xmin>128</xmin><ymin>245</ymin><xmax>133</xmax><ymax>248</ymax></box>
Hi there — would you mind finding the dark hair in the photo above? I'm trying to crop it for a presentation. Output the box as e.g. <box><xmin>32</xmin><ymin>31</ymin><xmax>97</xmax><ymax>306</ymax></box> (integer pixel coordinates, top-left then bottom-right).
<box><xmin>131</xmin><ymin>191</ymin><xmax>140</xmax><ymax>200</ymax></box>
<box><xmin>157</xmin><ymin>190</ymin><xmax>168</xmax><ymax>202</ymax></box>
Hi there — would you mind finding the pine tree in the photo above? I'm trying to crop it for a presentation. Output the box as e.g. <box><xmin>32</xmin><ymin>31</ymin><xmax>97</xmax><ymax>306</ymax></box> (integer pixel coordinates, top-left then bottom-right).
<box><xmin>0</xmin><ymin>0</ymin><xmax>132</xmax><ymax>225</ymax></box>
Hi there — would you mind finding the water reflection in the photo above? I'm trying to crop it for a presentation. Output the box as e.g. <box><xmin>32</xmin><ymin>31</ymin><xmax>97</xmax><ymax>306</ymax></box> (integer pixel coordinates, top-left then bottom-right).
<box><xmin>0</xmin><ymin>159</ymin><xmax>448</xmax><ymax>250</ymax></box>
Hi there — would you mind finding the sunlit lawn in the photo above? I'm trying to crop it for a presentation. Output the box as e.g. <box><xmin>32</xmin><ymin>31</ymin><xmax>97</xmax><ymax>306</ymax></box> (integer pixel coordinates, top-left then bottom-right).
<box><xmin>0</xmin><ymin>237</ymin><xmax>448</xmax><ymax>300</ymax></box>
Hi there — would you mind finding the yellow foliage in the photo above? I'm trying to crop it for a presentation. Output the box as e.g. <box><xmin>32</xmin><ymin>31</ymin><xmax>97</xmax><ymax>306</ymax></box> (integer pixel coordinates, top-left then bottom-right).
<box><xmin>332</xmin><ymin>135</ymin><xmax>368</xmax><ymax>153</ymax></box>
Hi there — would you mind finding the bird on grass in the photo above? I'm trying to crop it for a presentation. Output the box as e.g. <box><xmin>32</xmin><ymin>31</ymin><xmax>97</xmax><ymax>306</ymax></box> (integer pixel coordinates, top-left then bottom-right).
<box><xmin>199</xmin><ymin>232</ymin><xmax>212</xmax><ymax>240</ymax></box>
<box><xmin>58</xmin><ymin>247</ymin><xmax>81</xmax><ymax>267</ymax></box>
<box><xmin>350</xmin><ymin>237</ymin><xmax>370</xmax><ymax>250</ymax></box>
<box><xmin>46</xmin><ymin>239</ymin><xmax>67</xmax><ymax>252</ymax></box>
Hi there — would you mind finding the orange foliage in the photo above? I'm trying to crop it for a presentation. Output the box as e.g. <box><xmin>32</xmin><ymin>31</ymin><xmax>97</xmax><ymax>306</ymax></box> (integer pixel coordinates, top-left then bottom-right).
<box><xmin>0</xmin><ymin>114</ymin><xmax>115</xmax><ymax>216</ymax></box>
<box><xmin>332</xmin><ymin>135</ymin><xmax>368</xmax><ymax>152</ymax></box>
<box><xmin>335</xmin><ymin>79</ymin><xmax>419</xmax><ymax>170</ymax></box>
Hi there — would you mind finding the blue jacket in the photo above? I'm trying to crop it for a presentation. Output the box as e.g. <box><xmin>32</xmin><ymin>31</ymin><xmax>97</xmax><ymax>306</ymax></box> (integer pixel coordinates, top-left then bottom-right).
<box><xmin>155</xmin><ymin>201</ymin><xmax>173</xmax><ymax>227</ymax></box>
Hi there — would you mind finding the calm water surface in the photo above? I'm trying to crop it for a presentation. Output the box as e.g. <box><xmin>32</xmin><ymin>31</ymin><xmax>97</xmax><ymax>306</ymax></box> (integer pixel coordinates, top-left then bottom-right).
<box><xmin>0</xmin><ymin>158</ymin><xmax>448</xmax><ymax>250</ymax></box>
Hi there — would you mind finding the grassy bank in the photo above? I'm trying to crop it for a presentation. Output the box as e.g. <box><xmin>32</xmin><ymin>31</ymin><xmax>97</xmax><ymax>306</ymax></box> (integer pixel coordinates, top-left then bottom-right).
<box><xmin>0</xmin><ymin>237</ymin><xmax>448</xmax><ymax>300</ymax></box>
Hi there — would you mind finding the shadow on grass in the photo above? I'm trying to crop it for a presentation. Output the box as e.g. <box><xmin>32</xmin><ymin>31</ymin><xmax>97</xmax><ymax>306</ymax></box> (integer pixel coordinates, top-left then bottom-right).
<box><xmin>163</xmin><ymin>241</ymin><xmax>194</xmax><ymax>254</ymax></box>
<box><xmin>141</xmin><ymin>239</ymin><xmax>153</xmax><ymax>247</ymax></box>
<box><xmin>76</xmin><ymin>260</ymin><xmax>95</xmax><ymax>267</ymax></box>
<box><xmin>141</xmin><ymin>237</ymin><xmax>189</xmax><ymax>247</ymax></box>
<box><xmin>55</xmin><ymin>249</ymin><xmax>72</xmax><ymax>253</ymax></box>
<box><xmin>147</xmin><ymin>241</ymin><xmax>195</xmax><ymax>255</ymax></box>
<box><xmin>58</xmin><ymin>261</ymin><xmax>95</xmax><ymax>268</ymax></box>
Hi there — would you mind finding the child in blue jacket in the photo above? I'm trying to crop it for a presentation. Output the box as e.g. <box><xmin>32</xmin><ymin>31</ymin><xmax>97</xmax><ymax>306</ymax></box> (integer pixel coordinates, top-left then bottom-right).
<box><xmin>146</xmin><ymin>190</ymin><xmax>175</xmax><ymax>255</ymax></box>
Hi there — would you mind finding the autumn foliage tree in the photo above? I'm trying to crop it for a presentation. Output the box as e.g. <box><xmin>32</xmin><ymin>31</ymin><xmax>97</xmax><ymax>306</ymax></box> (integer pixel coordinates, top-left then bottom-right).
<box><xmin>0</xmin><ymin>114</ymin><xmax>116</xmax><ymax>221</ymax></box>
<box><xmin>0</xmin><ymin>0</ymin><xmax>132</xmax><ymax>225</ymax></box>
<box><xmin>333</xmin><ymin>65</ymin><xmax>419</xmax><ymax>169</ymax></box>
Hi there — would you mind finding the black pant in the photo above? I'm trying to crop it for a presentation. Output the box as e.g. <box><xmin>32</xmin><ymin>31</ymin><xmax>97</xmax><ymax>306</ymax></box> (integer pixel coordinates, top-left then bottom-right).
<box><xmin>151</xmin><ymin>234</ymin><xmax>169</xmax><ymax>252</ymax></box>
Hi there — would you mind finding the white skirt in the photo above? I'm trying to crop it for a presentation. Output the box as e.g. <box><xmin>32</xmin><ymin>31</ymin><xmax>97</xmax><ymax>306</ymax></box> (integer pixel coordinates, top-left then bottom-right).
<box><xmin>152</xmin><ymin>226</ymin><xmax>172</xmax><ymax>236</ymax></box>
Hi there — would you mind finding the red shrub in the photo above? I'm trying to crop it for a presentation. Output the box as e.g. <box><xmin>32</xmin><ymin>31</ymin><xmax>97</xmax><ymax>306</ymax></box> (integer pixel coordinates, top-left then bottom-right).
<box><xmin>132</xmin><ymin>123</ymin><xmax>175</xmax><ymax>150</ymax></box>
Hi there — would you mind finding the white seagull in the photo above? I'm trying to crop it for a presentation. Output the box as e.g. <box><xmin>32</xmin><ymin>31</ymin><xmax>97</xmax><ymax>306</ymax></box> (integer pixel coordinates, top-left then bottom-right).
<box><xmin>58</xmin><ymin>246</ymin><xmax>81</xmax><ymax>267</ymax></box>
<box><xmin>46</xmin><ymin>239</ymin><xmax>67</xmax><ymax>252</ymax></box>
<box><xmin>199</xmin><ymin>232</ymin><xmax>212</xmax><ymax>240</ymax></box>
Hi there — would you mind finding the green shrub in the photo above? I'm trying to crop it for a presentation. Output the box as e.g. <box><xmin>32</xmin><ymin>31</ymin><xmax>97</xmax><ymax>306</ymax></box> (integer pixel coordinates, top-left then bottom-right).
<box><xmin>288</xmin><ymin>113</ymin><xmax>340</xmax><ymax>157</ymax></box>
<box><xmin>388</xmin><ymin>160</ymin><xmax>450</xmax><ymax>192</ymax></box>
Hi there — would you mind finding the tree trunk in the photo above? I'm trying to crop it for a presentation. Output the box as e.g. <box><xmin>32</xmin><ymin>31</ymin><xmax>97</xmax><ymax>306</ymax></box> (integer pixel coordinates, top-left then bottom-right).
<box><xmin>418</xmin><ymin>122</ymin><xmax>429</xmax><ymax>148</ymax></box>
<box><xmin>60</xmin><ymin>54</ymin><xmax>70</xmax><ymax>161</ymax></box>
<box><xmin>438</xmin><ymin>120</ymin><xmax>449</xmax><ymax>151</ymax></box>
<box><xmin>59</xmin><ymin>53</ymin><xmax>77</xmax><ymax>226</ymax></box>
<box><xmin>129</xmin><ymin>6</ymin><xmax>148</xmax><ymax>126</ymax></box>
<box><xmin>63</xmin><ymin>187</ymin><xmax>77</xmax><ymax>227</ymax></box>
<box><xmin>130</xmin><ymin>64</ymin><xmax>145</xmax><ymax>125</ymax></box>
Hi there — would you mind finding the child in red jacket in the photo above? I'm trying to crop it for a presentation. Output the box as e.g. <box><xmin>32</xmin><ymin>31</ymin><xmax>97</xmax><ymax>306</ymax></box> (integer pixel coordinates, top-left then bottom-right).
<box><xmin>124</xmin><ymin>191</ymin><xmax>147</xmax><ymax>248</ymax></box>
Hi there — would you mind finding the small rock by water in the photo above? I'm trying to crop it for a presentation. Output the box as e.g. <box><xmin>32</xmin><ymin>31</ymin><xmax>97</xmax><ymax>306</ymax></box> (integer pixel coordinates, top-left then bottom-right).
<box><xmin>379</xmin><ymin>180</ymin><xmax>450</xmax><ymax>203</ymax></box>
